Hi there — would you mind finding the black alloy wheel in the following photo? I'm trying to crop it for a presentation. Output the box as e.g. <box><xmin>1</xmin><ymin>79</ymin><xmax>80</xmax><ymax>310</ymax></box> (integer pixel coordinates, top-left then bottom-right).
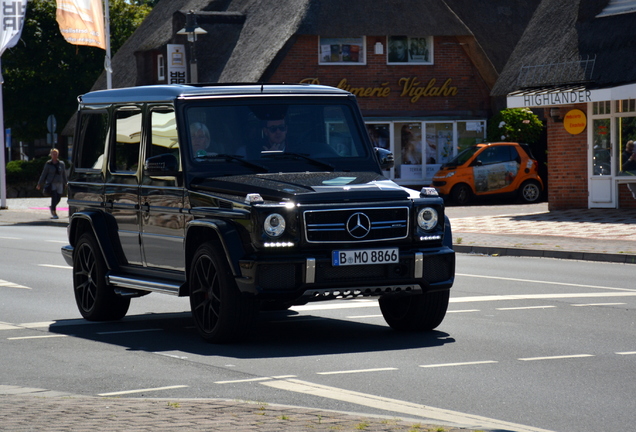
<box><xmin>189</xmin><ymin>242</ymin><xmax>257</xmax><ymax>343</ymax></box>
<box><xmin>73</xmin><ymin>233</ymin><xmax>130</xmax><ymax>321</ymax></box>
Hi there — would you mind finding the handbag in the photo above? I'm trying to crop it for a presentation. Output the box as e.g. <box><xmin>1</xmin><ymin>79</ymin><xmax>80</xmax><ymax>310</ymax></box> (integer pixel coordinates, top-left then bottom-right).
<box><xmin>43</xmin><ymin>183</ymin><xmax>52</xmax><ymax>196</ymax></box>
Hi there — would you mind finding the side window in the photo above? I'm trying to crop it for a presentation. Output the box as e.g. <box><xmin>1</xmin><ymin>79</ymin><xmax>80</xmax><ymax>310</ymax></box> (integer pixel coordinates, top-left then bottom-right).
<box><xmin>112</xmin><ymin>108</ymin><xmax>142</xmax><ymax>173</ymax></box>
<box><xmin>76</xmin><ymin>111</ymin><xmax>108</xmax><ymax>170</ymax></box>
<box><xmin>148</xmin><ymin>109</ymin><xmax>180</xmax><ymax>169</ymax></box>
<box><xmin>479</xmin><ymin>146</ymin><xmax>511</xmax><ymax>165</ymax></box>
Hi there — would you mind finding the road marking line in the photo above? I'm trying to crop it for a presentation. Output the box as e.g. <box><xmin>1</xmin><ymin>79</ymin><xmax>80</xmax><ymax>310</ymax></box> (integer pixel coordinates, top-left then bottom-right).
<box><xmin>456</xmin><ymin>273</ymin><xmax>636</xmax><ymax>292</ymax></box>
<box><xmin>0</xmin><ymin>322</ymin><xmax>22</xmax><ymax>330</ymax></box>
<box><xmin>419</xmin><ymin>361</ymin><xmax>498</xmax><ymax>368</ymax></box>
<box><xmin>347</xmin><ymin>314</ymin><xmax>382</xmax><ymax>318</ymax></box>
<box><xmin>518</xmin><ymin>354</ymin><xmax>594</xmax><ymax>361</ymax></box>
<box><xmin>447</xmin><ymin>309</ymin><xmax>480</xmax><ymax>313</ymax></box>
<box><xmin>452</xmin><ymin>292</ymin><xmax>636</xmax><ymax>303</ymax></box>
<box><xmin>19</xmin><ymin>322</ymin><xmax>54</xmax><ymax>328</ymax></box>
<box><xmin>260</xmin><ymin>378</ymin><xmax>555</xmax><ymax>432</ymax></box>
<box><xmin>45</xmin><ymin>240</ymin><xmax>68</xmax><ymax>244</ymax></box>
<box><xmin>317</xmin><ymin>367</ymin><xmax>398</xmax><ymax>375</ymax></box>
<box><xmin>0</xmin><ymin>236</ymin><xmax>21</xmax><ymax>240</ymax></box>
<box><xmin>496</xmin><ymin>305</ymin><xmax>556</xmax><ymax>311</ymax></box>
<box><xmin>0</xmin><ymin>279</ymin><xmax>31</xmax><ymax>290</ymax></box>
<box><xmin>8</xmin><ymin>335</ymin><xmax>67</xmax><ymax>340</ymax></box>
<box><xmin>616</xmin><ymin>351</ymin><xmax>636</xmax><ymax>355</ymax></box>
<box><xmin>98</xmin><ymin>385</ymin><xmax>188</xmax><ymax>396</ymax></box>
<box><xmin>38</xmin><ymin>264</ymin><xmax>71</xmax><ymax>269</ymax></box>
<box><xmin>215</xmin><ymin>376</ymin><xmax>297</xmax><ymax>384</ymax></box>
<box><xmin>572</xmin><ymin>303</ymin><xmax>626</xmax><ymax>307</ymax></box>
<box><xmin>96</xmin><ymin>329</ymin><xmax>163</xmax><ymax>335</ymax></box>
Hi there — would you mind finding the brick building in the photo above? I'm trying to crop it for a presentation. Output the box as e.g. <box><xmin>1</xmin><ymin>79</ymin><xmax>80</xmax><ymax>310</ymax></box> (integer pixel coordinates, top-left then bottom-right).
<box><xmin>494</xmin><ymin>0</ymin><xmax>636</xmax><ymax>209</ymax></box>
<box><xmin>80</xmin><ymin>0</ymin><xmax>540</xmax><ymax>188</ymax></box>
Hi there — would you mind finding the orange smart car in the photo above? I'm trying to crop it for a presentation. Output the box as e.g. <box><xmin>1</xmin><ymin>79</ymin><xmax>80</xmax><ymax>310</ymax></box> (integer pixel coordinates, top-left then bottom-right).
<box><xmin>432</xmin><ymin>142</ymin><xmax>543</xmax><ymax>205</ymax></box>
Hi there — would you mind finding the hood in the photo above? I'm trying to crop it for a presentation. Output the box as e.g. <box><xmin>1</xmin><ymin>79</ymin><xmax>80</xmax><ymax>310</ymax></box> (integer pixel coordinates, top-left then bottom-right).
<box><xmin>191</xmin><ymin>172</ymin><xmax>411</xmax><ymax>203</ymax></box>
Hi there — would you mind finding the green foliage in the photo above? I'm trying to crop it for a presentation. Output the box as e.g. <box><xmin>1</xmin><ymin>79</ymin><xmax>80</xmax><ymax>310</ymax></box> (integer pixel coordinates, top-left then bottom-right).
<box><xmin>2</xmin><ymin>0</ymin><xmax>151</xmax><ymax>142</ymax></box>
<box><xmin>487</xmin><ymin>108</ymin><xmax>544</xmax><ymax>145</ymax></box>
<box><xmin>6</xmin><ymin>157</ymin><xmax>49</xmax><ymax>183</ymax></box>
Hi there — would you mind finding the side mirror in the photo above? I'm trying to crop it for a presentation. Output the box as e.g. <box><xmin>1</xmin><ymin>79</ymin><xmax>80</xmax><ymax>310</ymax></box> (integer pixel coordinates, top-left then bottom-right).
<box><xmin>144</xmin><ymin>153</ymin><xmax>179</xmax><ymax>177</ymax></box>
<box><xmin>375</xmin><ymin>147</ymin><xmax>395</xmax><ymax>170</ymax></box>
<box><xmin>471</xmin><ymin>159</ymin><xmax>483</xmax><ymax>167</ymax></box>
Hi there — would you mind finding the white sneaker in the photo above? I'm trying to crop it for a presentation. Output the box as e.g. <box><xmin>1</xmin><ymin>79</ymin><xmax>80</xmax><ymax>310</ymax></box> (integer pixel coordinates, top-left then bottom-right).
<box><xmin>51</xmin><ymin>215</ymin><xmax>59</xmax><ymax>220</ymax></box>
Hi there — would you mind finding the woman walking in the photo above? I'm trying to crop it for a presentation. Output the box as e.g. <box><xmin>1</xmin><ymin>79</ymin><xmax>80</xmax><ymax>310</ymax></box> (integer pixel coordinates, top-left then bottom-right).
<box><xmin>36</xmin><ymin>148</ymin><xmax>67</xmax><ymax>219</ymax></box>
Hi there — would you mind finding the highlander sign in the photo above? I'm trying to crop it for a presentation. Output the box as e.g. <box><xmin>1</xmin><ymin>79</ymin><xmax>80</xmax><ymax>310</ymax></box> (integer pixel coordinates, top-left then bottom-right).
<box><xmin>508</xmin><ymin>88</ymin><xmax>592</xmax><ymax>108</ymax></box>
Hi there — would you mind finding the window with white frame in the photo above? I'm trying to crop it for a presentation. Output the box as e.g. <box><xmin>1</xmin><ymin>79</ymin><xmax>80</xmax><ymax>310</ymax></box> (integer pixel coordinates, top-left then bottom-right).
<box><xmin>387</xmin><ymin>36</ymin><xmax>433</xmax><ymax>64</ymax></box>
<box><xmin>157</xmin><ymin>54</ymin><xmax>165</xmax><ymax>81</ymax></box>
<box><xmin>319</xmin><ymin>37</ymin><xmax>365</xmax><ymax>64</ymax></box>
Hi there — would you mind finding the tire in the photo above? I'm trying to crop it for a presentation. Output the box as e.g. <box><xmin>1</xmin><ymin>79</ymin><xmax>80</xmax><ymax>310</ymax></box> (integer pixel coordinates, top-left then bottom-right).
<box><xmin>379</xmin><ymin>290</ymin><xmax>450</xmax><ymax>331</ymax></box>
<box><xmin>451</xmin><ymin>183</ymin><xmax>472</xmax><ymax>205</ymax></box>
<box><xmin>189</xmin><ymin>242</ymin><xmax>257</xmax><ymax>343</ymax></box>
<box><xmin>73</xmin><ymin>233</ymin><xmax>130</xmax><ymax>321</ymax></box>
<box><xmin>518</xmin><ymin>180</ymin><xmax>542</xmax><ymax>203</ymax></box>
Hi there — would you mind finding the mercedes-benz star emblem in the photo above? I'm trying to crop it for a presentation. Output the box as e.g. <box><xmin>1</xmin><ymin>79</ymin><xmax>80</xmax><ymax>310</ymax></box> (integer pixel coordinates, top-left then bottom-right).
<box><xmin>346</xmin><ymin>212</ymin><xmax>372</xmax><ymax>239</ymax></box>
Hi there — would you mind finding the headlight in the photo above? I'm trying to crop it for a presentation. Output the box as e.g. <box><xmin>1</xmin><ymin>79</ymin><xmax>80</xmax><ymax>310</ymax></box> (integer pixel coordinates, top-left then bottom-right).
<box><xmin>264</xmin><ymin>213</ymin><xmax>286</xmax><ymax>237</ymax></box>
<box><xmin>417</xmin><ymin>207</ymin><xmax>438</xmax><ymax>231</ymax></box>
<box><xmin>440</xmin><ymin>171</ymin><xmax>455</xmax><ymax>178</ymax></box>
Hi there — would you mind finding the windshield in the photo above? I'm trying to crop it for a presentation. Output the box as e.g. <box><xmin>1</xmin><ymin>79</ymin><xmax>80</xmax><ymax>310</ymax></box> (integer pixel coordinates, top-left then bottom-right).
<box><xmin>183</xmin><ymin>101</ymin><xmax>371</xmax><ymax>174</ymax></box>
<box><xmin>445</xmin><ymin>145</ymin><xmax>481</xmax><ymax>167</ymax></box>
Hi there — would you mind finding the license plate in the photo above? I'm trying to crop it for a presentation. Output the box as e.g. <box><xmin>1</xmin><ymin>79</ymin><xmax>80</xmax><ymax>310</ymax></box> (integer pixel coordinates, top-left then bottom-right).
<box><xmin>332</xmin><ymin>248</ymin><xmax>399</xmax><ymax>266</ymax></box>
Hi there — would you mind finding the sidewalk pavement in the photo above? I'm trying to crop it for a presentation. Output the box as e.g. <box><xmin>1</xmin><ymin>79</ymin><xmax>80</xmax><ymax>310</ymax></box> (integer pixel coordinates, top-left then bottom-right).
<box><xmin>1</xmin><ymin>198</ymin><xmax>635</xmax><ymax>431</ymax></box>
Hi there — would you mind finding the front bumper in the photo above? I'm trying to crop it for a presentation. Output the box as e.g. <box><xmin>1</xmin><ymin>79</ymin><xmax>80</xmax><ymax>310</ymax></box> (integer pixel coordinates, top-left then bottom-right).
<box><xmin>235</xmin><ymin>246</ymin><xmax>455</xmax><ymax>301</ymax></box>
<box><xmin>61</xmin><ymin>245</ymin><xmax>74</xmax><ymax>267</ymax></box>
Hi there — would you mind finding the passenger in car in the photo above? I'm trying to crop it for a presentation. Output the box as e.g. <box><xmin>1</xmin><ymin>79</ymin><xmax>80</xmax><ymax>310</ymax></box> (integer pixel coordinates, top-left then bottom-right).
<box><xmin>191</xmin><ymin>122</ymin><xmax>211</xmax><ymax>157</ymax></box>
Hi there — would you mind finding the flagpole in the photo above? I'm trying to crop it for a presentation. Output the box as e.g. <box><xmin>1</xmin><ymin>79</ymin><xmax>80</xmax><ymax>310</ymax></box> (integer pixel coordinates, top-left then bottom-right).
<box><xmin>0</xmin><ymin>59</ymin><xmax>6</xmax><ymax>209</ymax></box>
<box><xmin>104</xmin><ymin>0</ymin><xmax>111</xmax><ymax>88</ymax></box>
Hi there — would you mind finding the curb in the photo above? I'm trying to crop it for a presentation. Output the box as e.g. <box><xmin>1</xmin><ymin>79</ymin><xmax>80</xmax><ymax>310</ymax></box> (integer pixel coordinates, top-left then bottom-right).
<box><xmin>454</xmin><ymin>244</ymin><xmax>636</xmax><ymax>264</ymax></box>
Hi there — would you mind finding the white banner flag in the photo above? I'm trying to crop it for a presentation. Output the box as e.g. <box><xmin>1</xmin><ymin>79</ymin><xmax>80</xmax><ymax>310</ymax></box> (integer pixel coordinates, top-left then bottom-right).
<box><xmin>0</xmin><ymin>0</ymin><xmax>28</xmax><ymax>56</ymax></box>
<box><xmin>56</xmin><ymin>0</ymin><xmax>106</xmax><ymax>50</ymax></box>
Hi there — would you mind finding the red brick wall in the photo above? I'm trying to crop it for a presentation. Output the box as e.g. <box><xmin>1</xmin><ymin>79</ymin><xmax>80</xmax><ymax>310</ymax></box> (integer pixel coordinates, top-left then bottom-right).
<box><xmin>546</xmin><ymin>104</ymin><xmax>588</xmax><ymax>210</ymax></box>
<box><xmin>546</xmin><ymin>105</ymin><xmax>636</xmax><ymax>209</ymax></box>
<box><xmin>268</xmin><ymin>35</ymin><xmax>491</xmax><ymax>116</ymax></box>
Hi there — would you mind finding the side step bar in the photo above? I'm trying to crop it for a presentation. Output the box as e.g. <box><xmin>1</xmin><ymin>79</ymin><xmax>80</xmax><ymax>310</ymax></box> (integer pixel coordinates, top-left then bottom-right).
<box><xmin>107</xmin><ymin>274</ymin><xmax>184</xmax><ymax>296</ymax></box>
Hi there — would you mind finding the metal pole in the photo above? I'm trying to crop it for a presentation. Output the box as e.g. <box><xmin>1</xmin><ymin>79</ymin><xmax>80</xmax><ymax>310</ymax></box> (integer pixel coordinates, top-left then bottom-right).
<box><xmin>104</xmin><ymin>0</ymin><xmax>112</xmax><ymax>89</ymax></box>
<box><xmin>0</xmin><ymin>59</ymin><xmax>7</xmax><ymax>208</ymax></box>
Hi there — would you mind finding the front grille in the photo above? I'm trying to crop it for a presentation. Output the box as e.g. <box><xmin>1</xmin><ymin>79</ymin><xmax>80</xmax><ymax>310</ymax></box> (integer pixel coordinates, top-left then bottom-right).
<box><xmin>258</xmin><ymin>263</ymin><xmax>298</xmax><ymax>290</ymax></box>
<box><xmin>304</xmin><ymin>206</ymin><xmax>409</xmax><ymax>243</ymax></box>
<box><xmin>315</xmin><ymin>258</ymin><xmax>411</xmax><ymax>284</ymax></box>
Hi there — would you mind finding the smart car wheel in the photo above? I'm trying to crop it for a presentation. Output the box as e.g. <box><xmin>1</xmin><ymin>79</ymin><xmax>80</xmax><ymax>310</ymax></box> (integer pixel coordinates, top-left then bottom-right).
<box><xmin>379</xmin><ymin>290</ymin><xmax>450</xmax><ymax>331</ymax></box>
<box><xmin>519</xmin><ymin>180</ymin><xmax>541</xmax><ymax>203</ymax></box>
<box><xmin>189</xmin><ymin>242</ymin><xmax>257</xmax><ymax>343</ymax></box>
<box><xmin>451</xmin><ymin>183</ymin><xmax>472</xmax><ymax>205</ymax></box>
<box><xmin>73</xmin><ymin>233</ymin><xmax>130</xmax><ymax>321</ymax></box>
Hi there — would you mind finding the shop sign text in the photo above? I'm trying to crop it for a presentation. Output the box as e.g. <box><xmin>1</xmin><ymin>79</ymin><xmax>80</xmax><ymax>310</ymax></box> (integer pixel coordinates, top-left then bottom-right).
<box><xmin>300</xmin><ymin>77</ymin><xmax>458</xmax><ymax>103</ymax></box>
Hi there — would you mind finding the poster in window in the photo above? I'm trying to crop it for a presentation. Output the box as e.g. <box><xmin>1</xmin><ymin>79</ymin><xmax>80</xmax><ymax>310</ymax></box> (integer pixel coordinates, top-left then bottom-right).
<box><xmin>319</xmin><ymin>37</ymin><xmax>365</xmax><ymax>64</ymax></box>
<box><xmin>388</xmin><ymin>36</ymin><xmax>433</xmax><ymax>64</ymax></box>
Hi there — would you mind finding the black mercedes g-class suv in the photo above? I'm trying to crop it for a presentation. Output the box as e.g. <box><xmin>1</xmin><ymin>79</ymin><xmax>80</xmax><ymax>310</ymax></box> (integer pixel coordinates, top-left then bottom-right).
<box><xmin>61</xmin><ymin>84</ymin><xmax>455</xmax><ymax>343</ymax></box>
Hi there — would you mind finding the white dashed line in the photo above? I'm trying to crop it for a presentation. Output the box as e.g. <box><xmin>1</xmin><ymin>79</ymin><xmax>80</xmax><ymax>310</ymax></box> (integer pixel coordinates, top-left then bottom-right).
<box><xmin>518</xmin><ymin>354</ymin><xmax>594</xmax><ymax>361</ymax></box>
<box><xmin>419</xmin><ymin>361</ymin><xmax>498</xmax><ymax>368</ymax></box>
<box><xmin>0</xmin><ymin>279</ymin><xmax>31</xmax><ymax>289</ymax></box>
<box><xmin>317</xmin><ymin>367</ymin><xmax>398</xmax><ymax>375</ymax></box>
<box><xmin>572</xmin><ymin>303</ymin><xmax>626</xmax><ymax>307</ymax></box>
<box><xmin>8</xmin><ymin>335</ymin><xmax>67</xmax><ymax>340</ymax></box>
<box><xmin>616</xmin><ymin>351</ymin><xmax>636</xmax><ymax>355</ymax></box>
<box><xmin>496</xmin><ymin>305</ymin><xmax>556</xmax><ymax>311</ymax></box>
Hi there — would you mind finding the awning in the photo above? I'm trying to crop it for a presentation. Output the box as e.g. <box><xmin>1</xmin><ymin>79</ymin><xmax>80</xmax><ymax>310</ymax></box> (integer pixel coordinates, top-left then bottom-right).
<box><xmin>506</xmin><ymin>82</ymin><xmax>636</xmax><ymax>108</ymax></box>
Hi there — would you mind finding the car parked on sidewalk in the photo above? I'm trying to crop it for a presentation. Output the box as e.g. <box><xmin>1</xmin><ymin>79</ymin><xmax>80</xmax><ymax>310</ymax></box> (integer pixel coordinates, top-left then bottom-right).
<box><xmin>61</xmin><ymin>83</ymin><xmax>455</xmax><ymax>343</ymax></box>
<box><xmin>431</xmin><ymin>142</ymin><xmax>543</xmax><ymax>205</ymax></box>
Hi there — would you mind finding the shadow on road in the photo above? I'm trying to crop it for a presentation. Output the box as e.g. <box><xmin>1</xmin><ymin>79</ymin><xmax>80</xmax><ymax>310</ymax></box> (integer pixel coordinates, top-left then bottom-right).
<box><xmin>48</xmin><ymin>310</ymin><xmax>455</xmax><ymax>359</ymax></box>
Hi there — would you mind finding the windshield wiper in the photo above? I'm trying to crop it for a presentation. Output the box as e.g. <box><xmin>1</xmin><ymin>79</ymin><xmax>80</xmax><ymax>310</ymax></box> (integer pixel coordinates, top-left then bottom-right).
<box><xmin>198</xmin><ymin>153</ymin><xmax>269</xmax><ymax>173</ymax></box>
<box><xmin>262</xmin><ymin>152</ymin><xmax>335</xmax><ymax>171</ymax></box>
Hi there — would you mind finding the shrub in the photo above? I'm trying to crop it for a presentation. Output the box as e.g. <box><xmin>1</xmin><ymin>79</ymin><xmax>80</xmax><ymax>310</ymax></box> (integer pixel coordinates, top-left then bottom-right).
<box><xmin>487</xmin><ymin>108</ymin><xmax>544</xmax><ymax>145</ymax></box>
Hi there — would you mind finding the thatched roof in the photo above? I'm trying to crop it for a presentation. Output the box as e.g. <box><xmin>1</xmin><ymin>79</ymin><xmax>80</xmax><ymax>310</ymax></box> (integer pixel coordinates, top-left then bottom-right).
<box><xmin>493</xmin><ymin>0</ymin><xmax>636</xmax><ymax>96</ymax></box>
<box><xmin>91</xmin><ymin>0</ymin><xmax>540</xmax><ymax>90</ymax></box>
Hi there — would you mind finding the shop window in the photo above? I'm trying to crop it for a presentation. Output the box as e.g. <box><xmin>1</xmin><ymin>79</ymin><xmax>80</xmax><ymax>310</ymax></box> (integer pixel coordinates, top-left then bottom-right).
<box><xmin>616</xmin><ymin>99</ymin><xmax>636</xmax><ymax>113</ymax></box>
<box><xmin>593</xmin><ymin>118</ymin><xmax>611</xmax><ymax>176</ymax></box>
<box><xmin>616</xmin><ymin>116</ymin><xmax>636</xmax><ymax>176</ymax></box>
<box><xmin>319</xmin><ymin>37</ymin><xmax>365</xmax><ymax>65</ymax></box>
<box><xmin>387</xmin><ymin>36</ymin><xmax>433</xmax><ymax>64</ymax></box>
<box><xmin>593</xmin><ymin>101</ymin><xmax>611</xmax><ymax>115</ymax></box>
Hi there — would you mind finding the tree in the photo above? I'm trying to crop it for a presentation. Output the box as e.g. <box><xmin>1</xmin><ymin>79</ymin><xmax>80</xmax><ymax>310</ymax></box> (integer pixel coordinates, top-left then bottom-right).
<box><xmin>487</xmin><ymin>108</ymin><xmax>544</xmax><ymax>145</ymax></box>
<box><xmin>1</xmin><ymin>0</ymin><xmax>151</xmax><ymax>143</ymax></box>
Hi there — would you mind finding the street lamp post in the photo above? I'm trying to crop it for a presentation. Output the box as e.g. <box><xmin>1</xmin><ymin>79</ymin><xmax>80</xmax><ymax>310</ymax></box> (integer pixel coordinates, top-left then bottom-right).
<box><xmin>177</xmin><ymin>11</ymin><xmax>207</xmax><ymax>84</ymax></box>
